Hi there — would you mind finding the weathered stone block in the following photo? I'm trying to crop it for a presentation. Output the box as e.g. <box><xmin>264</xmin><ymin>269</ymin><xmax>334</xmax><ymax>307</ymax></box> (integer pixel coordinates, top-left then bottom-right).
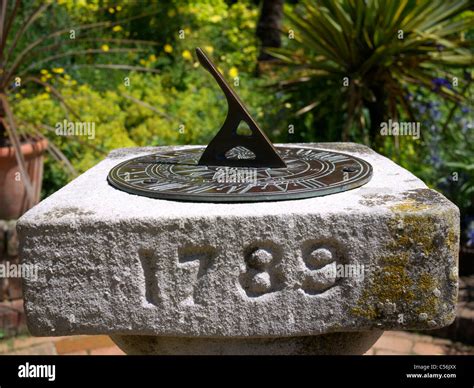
<box><xmin>18</xmin><ymin>143</ymin><xmax>459</xmax><ymax>342</ymax></box>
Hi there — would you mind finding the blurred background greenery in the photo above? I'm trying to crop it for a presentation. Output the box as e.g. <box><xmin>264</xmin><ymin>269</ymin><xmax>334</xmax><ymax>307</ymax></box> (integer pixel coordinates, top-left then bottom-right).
<box><xmin>7</xmin><ymin>0</ymin><xmax>474</xmax><ymax>261</ymax></box>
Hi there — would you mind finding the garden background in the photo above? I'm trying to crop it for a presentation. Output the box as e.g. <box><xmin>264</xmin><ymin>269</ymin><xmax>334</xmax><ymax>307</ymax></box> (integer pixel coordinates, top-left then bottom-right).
<box><xmin>0</xmin><ymin>0</ymin><xmax>473</xmax><ymax>353</ymax></box>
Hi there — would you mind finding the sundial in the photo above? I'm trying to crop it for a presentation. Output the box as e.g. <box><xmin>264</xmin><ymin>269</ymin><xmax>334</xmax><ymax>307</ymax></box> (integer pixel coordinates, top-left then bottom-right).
<box><xmin>108</xmin><ymin>48</ymin><xmax>373</xmax><ymax>202</ymax></box>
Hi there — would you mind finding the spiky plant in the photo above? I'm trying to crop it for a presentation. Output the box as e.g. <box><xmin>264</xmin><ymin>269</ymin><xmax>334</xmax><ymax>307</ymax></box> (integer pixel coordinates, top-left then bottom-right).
<box><xmin>268</xmin><ymin>0</ymin><xmax>473</xmax><ymax>146</ymax></box>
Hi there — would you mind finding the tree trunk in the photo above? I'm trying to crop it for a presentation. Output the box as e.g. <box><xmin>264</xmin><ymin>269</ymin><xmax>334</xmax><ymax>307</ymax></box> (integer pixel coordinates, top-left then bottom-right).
<box><xmin>256</xmin><ymin>0</ymin><xmax>284</xmax><ymax>62</ymax></box>
<box><xmin>365</xmin><ymin>85</ymin><xmax>386</xmax><ymax>150</ymax></box>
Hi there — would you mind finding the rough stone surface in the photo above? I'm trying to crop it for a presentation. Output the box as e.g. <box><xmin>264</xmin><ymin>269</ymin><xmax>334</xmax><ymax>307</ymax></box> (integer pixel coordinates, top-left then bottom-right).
<box><xmin>18</xmin><ymin>143</ymin><xmax>459</xmax><ymax>338</ymax></box>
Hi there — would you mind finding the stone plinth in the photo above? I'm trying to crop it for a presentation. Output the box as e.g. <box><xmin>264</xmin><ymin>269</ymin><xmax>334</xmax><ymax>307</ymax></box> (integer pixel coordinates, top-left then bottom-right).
<box><xmin>18</xmin><ymin>143</ymin><xmax>459</xmax><ymax>355</ymax></box>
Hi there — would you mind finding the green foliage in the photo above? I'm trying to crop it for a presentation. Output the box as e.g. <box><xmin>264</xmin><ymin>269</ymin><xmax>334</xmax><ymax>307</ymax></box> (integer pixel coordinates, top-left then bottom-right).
<box><xmin>42</xmin><ymin>156</ymin><xmax>70</xmax><ymax>198</ymax></box>
<box><xmin>412</xmin><ymin>88</ymin><xmax>472</xmax><ymax>210</ymax></box>
<box><xmin>442</xmin><ymin>129</ymin><xmax>474</xmax><ymax>210</ymax></box>
<box><xmin>9</xmin><ymin>0</ymin><xmax>282</xmax><ymax>196</ymax></box>
<box><xmin>13</xmin><ymin>70</ymin><xmax>284</xmax><ymax>195</ymax></box>
<box><xmin>124</xmin><ymin>0</ymin><xmax>259</xmax><ymax>73</ymax></box>
<box><xmin>268</xmin><ymin>0</ymin><xmax>473</xmax><ymax>146</ymax></box>
<box><xmin>0</xmin><ymin>0</ymin><xmax>164</xmax><ymax>206</ymax></box>
<box><xmin>265</xmin><ymin>0</ymin><xmax>473</xmax><ymax>215</ymax></box>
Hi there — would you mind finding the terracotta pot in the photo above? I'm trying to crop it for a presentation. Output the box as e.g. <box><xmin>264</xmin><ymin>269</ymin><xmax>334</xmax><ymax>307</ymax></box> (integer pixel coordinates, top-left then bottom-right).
<box><xmin>0</xmin><ymin>138</ymin><xmax>48</xmax><ymax>220</ymax></box>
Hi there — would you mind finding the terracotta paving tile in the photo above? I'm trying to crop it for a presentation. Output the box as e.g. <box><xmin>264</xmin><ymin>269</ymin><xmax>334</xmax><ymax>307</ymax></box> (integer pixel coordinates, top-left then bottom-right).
<box><xmin>372</xmin><ymin>334</ymin><xmax>414</xmax><ymax>353</ymax></box>
<box><xmin>89</xmin><ymin>346</ymin><xmax>125</xmax><ymax>355</ymax></box>
<box><xmin>8</xmin><ymin>343</ymin><xmax>57</xmax><ymax>355</ymax></box>
<box><xmin>54</xmin><ymin>335</ymin><xmax>115</xmax><ymax>354</ymax></box>
<box><xmin>412</xmin><ymin>342</ymin><xmax>445</xmax><ymax>355</ymax></box>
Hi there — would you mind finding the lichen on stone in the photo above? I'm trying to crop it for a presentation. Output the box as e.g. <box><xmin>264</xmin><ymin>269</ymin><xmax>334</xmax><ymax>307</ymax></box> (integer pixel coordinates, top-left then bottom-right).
<box><xmin>389</xmin><ymin>199</ymin><xmax>431</xmax><ymax>213</ymax></box>
<box><xmin>415</xmin><ymin>272</ymin><xmax>440</xmax><ymax>318</ymax></box>
<box><xmin>351</xmin><ymin>253</ymin><xmax>414</xmax><ymax>321</ymax></box>
<box><xmin>352</xmin><ymin>197</ymin><xmax>456</xmax><ymax>325</ymax></box>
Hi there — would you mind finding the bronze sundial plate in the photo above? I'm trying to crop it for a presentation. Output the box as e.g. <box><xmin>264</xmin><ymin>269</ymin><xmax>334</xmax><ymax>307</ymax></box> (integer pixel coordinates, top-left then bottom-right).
<box><xmin>107</xmin><ymin>146</ymin><xmax>373</xmax><ymax>202</ymax></box>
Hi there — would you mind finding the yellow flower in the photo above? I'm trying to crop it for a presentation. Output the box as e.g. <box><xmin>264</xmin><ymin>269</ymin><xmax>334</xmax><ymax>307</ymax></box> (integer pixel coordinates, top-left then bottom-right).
<box><xmin>149</xmin><ymin>54</ymin><xmax>157</xmax><ymax>62</ymax></box>
<box><xmin>116</xmin><ymin>5</ymin><xmax>122</xmax><ymax>11</ymax></box>
<box><xmin>164</xmin><ymin>44</ymin><xmax>173</xmax><ymax>53</ymax></box>
<box><xmin>182</xmin><ymin>50</ymin><xmax>192</xmax><ymax>61</ymax></box>
<box><xmin>64</xmin><ymin>74</ymin><xmax>71</xmax><ymax>80</ymax></box>
<box><xmin>40</xmin><ymin>69</ymin><xmax>49</xmax><ymax>75</ymax></box>
<box><xmin>139</xmin><ymin>59</ymin><xmax>146</xmax><ymax>65</ymax></box>
<box><xmin>184</xmin><ymin>27</ymin><xmax>191</xmax><ymax>35</ymax></box>
<box><xmin>101</xmin><ymin>44</ymin><xmax>110</xmax><ymax>52</ymax></box>
<box><xmin>112</xmin><ymin>25</ymin><xmax>123</xmax><ymax>32</ymax></box>
<box><xmin>209</xmin><ymin>15</ymin><xmax>222</xmax><ymax>23</ymax></box>
<box><xmin>204</xmin><ymin>45</ymin><xmax>214</xmax><ymax>54</ymax></box>
<box><xmin>108</xmin><ymin>7</ymin><xmax>115</xmax><ymax>13</ymax></box>
<box><xmin>228</xmin><ymin>67</ymin><xmax>238</xmax><ymax>78</ymax></box>
<box><xmin>40</xmin><ymin>76</ymin><xmax>47</xmax><ymax>82</ymax></box>
<box><xmin>52</xmin><ymin>67</ymin><xmax>64</xmax><ymax>74</ymax></box>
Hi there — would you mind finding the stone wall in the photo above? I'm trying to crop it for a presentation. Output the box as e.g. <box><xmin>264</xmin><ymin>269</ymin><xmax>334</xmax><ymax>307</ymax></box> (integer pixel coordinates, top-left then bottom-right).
<box><xmin>0</xmin><ymin>220</ymin><xmax>27</xmax><ymax>339</ymax></box>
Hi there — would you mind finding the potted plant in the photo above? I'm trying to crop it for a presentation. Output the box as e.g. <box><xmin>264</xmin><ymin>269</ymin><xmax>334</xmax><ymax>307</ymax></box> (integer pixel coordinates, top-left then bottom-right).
<box><xmin>0</xmin><ymin>1</ymin><xmax>158</xmax><ymax>219</ymax></box>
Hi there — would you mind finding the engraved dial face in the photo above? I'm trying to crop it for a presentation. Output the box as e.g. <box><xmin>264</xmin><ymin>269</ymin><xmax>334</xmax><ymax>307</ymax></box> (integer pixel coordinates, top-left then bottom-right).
<box><xmin>107</xmin><ymin>146</ymin><xmax>373</xmax><ymax>202</ymax></box>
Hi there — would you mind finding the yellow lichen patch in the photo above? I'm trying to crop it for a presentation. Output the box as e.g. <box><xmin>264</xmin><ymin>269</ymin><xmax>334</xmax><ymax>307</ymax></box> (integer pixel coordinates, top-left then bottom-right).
<box><xmin>390</xmin><ymin>199</ymin><xmax>431</xmax><ymax>213</ymax></box>
<box><xmin>352</xmin><ymin>255</ymin><xmax>415</xmax><ymax>320</ymax></box>
<box><xmin>352</xmin><ymin>195</ymin><xmax>457</xmax><ymax>323</ymax></box>
<box><xmin>387</xmin><ymin>214</ymin><xmax>437</xmax><ymax>257</ymax></box>
<box><xmin>377</xmin><ymin>264</ymin><xmax>415</xmax><ymax>301</ymax></box>
<box><xmin>351</xmin><ymin>305</ymin><xmax>377</xmax><ymax>320</ymax></box>
<box><xmin>418</xmin><ymin>272</ymin><xmax>436</xmax><ymax>291</ymax></box>
<box><xmin>352</xmin><ymin>214</ymin><xmax>438</xmax><ymax>320</ymax></box>
<box><xmin>381</xmin><ymin>251</ymin><xmax>409</xmax><ymax>266</ymax></box>
<box><xmin>414</xmin><ymin>272</ymin><xmax>440</xmax><ymax>318</ymax></box>
<box><xmin>446</xmin><ymin>222</ymin><xmax>459</xmax><ymax>261</ymax></box>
